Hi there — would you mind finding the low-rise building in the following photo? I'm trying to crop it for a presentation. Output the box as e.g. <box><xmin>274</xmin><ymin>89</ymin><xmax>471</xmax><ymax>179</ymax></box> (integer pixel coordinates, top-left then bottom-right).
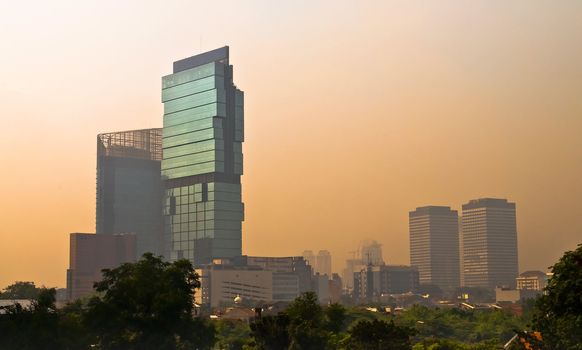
<box><xmin>495</xmin><ymin>287</ymin><xmax>540</xmax><ymax>303</ymax></box>
<box><xmin>353</xmin><ymin>265</ymin><xmax>419</xmax><ymax>302</ymax></box>
<box><xmin>66</xmin><ymin>232</ymin><xmax>136</xmax><ymax>301</ymax></box>
<box><xmin>516</xmin><ymin>271</ymin><xmax>548</xmax><ymax>291</ymax></box>
<box><xmin>195</xmin><ymin>256</ymin><xmax>314</xmax><ymax>308</ymax></box>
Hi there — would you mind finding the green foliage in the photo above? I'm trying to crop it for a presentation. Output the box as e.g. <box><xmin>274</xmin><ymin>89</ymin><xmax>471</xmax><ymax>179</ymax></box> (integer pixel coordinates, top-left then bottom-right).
<box><xmin>325</xmin><ymin>303</ymin><xmax>347</xmax><ymax>333</ymax></box>
<box><xmin>85</xmin><ymin>253</ymin><xmax>215</xmax><ymax>349</ymax></box>
<box><xmin>532</xmin><ymin>243</ymin><xmax>582</xmax><ymax>350</ymax></box>
<box><xmin>411</xmin><ymin>338</ymin><xmax>497</xmax><ymax>350</ymax></box>
<box><xmin>344</xmin><ymin>318</ymin><xmax>416</xmax><ymax>350</ymax></box>
<box><xmin>285</xmin><ymin>292</ymin><xmax>323</xmax><ymax>326</ymax></box>
<box><xmin>215</xmin><ymin>319</ymin><xmax>253</xmax><ymax>350</ymax></box>
<box><xmin>397</xmin><ymin>305</ymin><xmax>526</xmax><ymax>344</ymax></box>
<box><xmin>250</xmin><ymin>292</ymin><xmax>349</xmax><ymax>350</ymax></box>
<box><xmin>0</xmin><ymin>288</ymin><xmax>90</xmax><ymax>350</ymax></box>
<box><xmin>250</xmin><ymin>313</ymin><xmax>291</xmax><ymax>350</ymax></box>
<box><xmin>0</xmin><ymin>281</ymin><xmax>40</xmax><ymax>300</ymax></box>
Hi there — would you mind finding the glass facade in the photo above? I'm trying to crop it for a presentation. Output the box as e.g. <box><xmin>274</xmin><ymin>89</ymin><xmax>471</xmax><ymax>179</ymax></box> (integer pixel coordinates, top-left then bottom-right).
<box><xmin>162</xmin><ymin>47</ymin><xmax>244</xmax><ymax>265</ymax></box>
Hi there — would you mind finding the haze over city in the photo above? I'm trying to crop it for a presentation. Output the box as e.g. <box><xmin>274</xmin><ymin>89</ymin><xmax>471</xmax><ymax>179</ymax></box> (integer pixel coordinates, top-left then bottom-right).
<box><xmin>1</xmin><ymin>1</ymin><xmax>582</xmax><ymax>289</ymax></box>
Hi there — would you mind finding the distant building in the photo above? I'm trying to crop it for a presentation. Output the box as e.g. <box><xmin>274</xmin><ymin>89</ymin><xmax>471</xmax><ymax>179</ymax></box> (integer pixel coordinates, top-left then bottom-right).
<box><xmin>96</xmin><ymin>129</ymin><xmax>163</xmax><ymax>257</ymax></box>
<box><xmin>353</xmin><ymin>265</ymin><xmax>420</xmax><ymax>302</ymax></box>
<box><xmin>329</xmin><ymin>273</ymin><xmax>343</xmax><ymax>303</ymax></box>
<box><xmin>516</xmin><ymin>271</ymin><xmax>548</xmax><ymax>291</ymax></box>
<box><xmin>495</xmin><ymin>286</ymin><xmax>540</xmax><ymax>303</ymax></box>
<box><xmin>461</xmin><ymin>198</ymin><xmax>518</xmax><ymax>289</ymax></box>
<box><xmin>316</xmin><ymin>250</ymin><xmax>332</xmax><ymax>277</ymax></box>
<box><xmin>361</xmin><ymin>240</ymin><xmax>384</xmax><ymax>266</ymax></box>
<box><xmin>196</xmin><ymin>263</ymin><xmax>272</xmax><ymax>308</ymax></box>
<box><xmin>302</xmin><ymin>250</ymin><xmax>315</xmax><ymax>269</ymax></box>
<box><xmin>66</xmin><ymin>233</ymin><xmax>136</xmax><ymax>301</ymax></box>
<box><xmin>342</xmin><ymin>258</ymin><xmax>364</xmax><ymax>292</ymax></box>
<box><xmin>196</xmin><ymin>256</ymin><xmax>313</xmax><ymax>308</ymax></box>
<box><xmin>409</xmin><ymin>206</ymin><xmax>460</xmax><ymax>291</ymax></box>
<box><xmin>246</xmin><ymin>256</ymin><xmax>313</xmax><ymax>295</ymax></box>
<box><xmin>313</xmin><ymin>273</ymin><xmax>330</xmax><ymax>303</ymax></box>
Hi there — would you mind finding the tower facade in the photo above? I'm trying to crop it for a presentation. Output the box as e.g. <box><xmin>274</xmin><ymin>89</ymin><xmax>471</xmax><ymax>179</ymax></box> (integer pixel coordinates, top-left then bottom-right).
<box><xmin>461</xmin><ymin>198</ymin><xmax>518</xmax><ymax>289</ymax></box>
<box><xmin>409</xmin><ymin>206</ymin><xmax>460</xmax><ymax>291</ymax></box>
<box><xmin>96</xmin><ymin>128</ymin><xmax>163</xmax><ymax>256</ymax></box>
<box><xmin>161</xmin><ymin>47</ymin><xmax>244</xmax><ymax>265</ymax></box>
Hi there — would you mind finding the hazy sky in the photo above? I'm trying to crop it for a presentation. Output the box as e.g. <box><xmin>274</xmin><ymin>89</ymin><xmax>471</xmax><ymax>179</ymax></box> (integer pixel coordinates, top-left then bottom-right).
<box><xmin>1</xmin><ymin>1</ymin><xmax>581</xmax><ymax>288</ymax></box>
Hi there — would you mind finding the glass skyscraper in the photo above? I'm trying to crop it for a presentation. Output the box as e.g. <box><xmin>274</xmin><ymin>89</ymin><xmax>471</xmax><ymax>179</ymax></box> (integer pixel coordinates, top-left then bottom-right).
<box><xmin>161</xmin><ymin>46</ymin><xmax>244</xmax><ymax>265</ymax></box>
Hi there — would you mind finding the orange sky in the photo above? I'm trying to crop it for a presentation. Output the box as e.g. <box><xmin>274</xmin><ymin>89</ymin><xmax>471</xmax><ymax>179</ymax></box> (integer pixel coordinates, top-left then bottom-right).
<box><xmin>1</xmin><ymin>1</ymin><xmax>581</xmax><ymax>288</ymax></box>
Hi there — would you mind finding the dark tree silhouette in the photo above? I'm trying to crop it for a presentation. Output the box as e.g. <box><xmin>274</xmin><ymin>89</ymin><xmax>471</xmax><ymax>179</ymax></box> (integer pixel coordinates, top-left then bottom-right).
<box><xmin>533</xmin><ymin>243</ymin><xmax>582</xmax><ymax>350</ymax></box>
<box><xmin>84</xmin><ymin>253</ymin><xmax>215</xmax><ymax>350</ymax></box>
<box><xmin>346</xmin><ymin>319</ymin><xmax>416</xmax><ymax>350</ymax></box>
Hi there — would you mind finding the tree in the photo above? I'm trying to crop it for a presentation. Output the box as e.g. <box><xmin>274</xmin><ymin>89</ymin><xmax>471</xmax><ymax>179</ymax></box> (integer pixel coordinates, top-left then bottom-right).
<box><xmin>84</xmin><ymin>253</ymin><xmax>215</xmax><ymax>350</ymax></box>
<box><xmin>250</xmin><ymin>292</ymin><xmax>338</xmax><ymax>350</ymax></box>
<box><xmin>250</xmin><ymin>313</ymin><xmax>291</xmax><ymax>350</ymax></box>
<box><xmin>0</xmin><ymin>288</ymin><xmax>90</xmax><ymax>350</ymax></box>
<box><xmin>532</xmin><ymin>243</ymin><xmax>582</xmax><ymax>350</ymax></box>
<box><xmin>325</xmin><ymin>303</ymin><xmax>347</xmax><ymax>333</ymax></box>
<box><xmin>345</xmin><ymin>319</ymin><xmax>416</xmax><ymax>350</ymax></box>
<box><xmin>0</xmin><ymin>281</ymin><xmax>40</xmax><ymax>300</ymax></box>
<box><xmin>215</xmin><ymin>319</ymin><xmax>253</xmax><ymax>350</ymax></box>
<box><xmin>285</xmin><ymin>292</ymin><xmax>324</xmax><ymax>325</ymax></box>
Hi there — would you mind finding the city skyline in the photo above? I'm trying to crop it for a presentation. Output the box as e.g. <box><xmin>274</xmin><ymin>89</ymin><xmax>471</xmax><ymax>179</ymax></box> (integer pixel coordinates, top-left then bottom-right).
<box><xmin>1</xmin><ymin>1</ymin><xmax>582</xmax><ymax>288</ymax></box>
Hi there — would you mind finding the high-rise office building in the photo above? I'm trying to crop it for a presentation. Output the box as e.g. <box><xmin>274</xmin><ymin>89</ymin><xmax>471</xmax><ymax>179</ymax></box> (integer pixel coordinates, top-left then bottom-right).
<box><xmin>302</xmin><ymin>250</ymin><xmax>315</xmax><ymax>268</ymax></box>
<box><xmin>161</xmin><ymin>46</ymin><xmax>244</xmax><ymax>265</ymax></box>
<box><xmin>461</xmin><ymin>198</ymin><xmax>518</xmax><ymax>289</ymax></box>
<box><xmin>316</xmin><ymin>250</ymin><xmax>332</xmax><ymax>277</ymax></box>
<box><xmin>409</xmin><ymin>206</ymin><xmax>460</xmax><ymax>291</ymax></box>
<box><xmin>96</xmin><ymin>129</ymin><xmax>163</xmax><ymax>256</ymax></box>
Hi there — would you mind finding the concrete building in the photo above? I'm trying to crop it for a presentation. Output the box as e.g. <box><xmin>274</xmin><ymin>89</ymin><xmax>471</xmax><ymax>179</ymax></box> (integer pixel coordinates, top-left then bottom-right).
<box><xmin>162</xmin><ymin>46</ymin><xmax>245</xmax><ymax>265</ymax></box>
<box><xmin>353</xmin><ymin>265</ymin><xmax>420</xmax><ymax>302</ymax></box>
<box><xmin>66</xmin><ymin>233</ymin><xmax>136</xmax><ymax>300</ymax></box>
<box><xmin>196</xmin><ymin>263</ymin><xmax>272</xmax><ymax>308</ymax></box>
<box><xmin>516</xmin><ymin>271</ymin><xmax>548</xmax><ymax>291</ymax></box>
<box><xmin>409</xmin><ymin>206</ymin><xmax>460</xmax><ymax>291</ymax></box>
<box><xmin>461</xmin><ymin>198</ymin><xmax>518</xmax><ymax>289</ymax></box>
<box><xmin>96</xmin><ymin>129</ymin><xmax>163</xmax><ymax>256</ymax></box>
<box><xmin>246</xmin><ymin>256</ymin><xmax>313</xmax><ymax>295</ymax></box>
<box><xmin>196</xmin><ymin>256</ymin><xmax>313</xmax><ymax>308</ymax></box>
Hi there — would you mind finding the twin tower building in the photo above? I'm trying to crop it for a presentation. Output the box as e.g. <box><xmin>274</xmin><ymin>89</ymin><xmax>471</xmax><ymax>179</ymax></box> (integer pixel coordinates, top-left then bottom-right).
<box><xmin>409</xmin><ymin>199</ymin><xmax>518</xmax><ymax>292</ymax></box>
<box><xmin>92</xmin><ymin>46</ymin><xmax>243</xmax><ymax>271</ymax></box>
